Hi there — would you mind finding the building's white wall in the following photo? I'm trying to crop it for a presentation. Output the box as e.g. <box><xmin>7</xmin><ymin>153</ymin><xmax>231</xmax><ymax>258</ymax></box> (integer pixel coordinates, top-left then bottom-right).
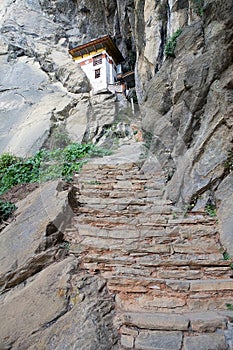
<box><xmin>80</xmin><ymin>58</ymin><xmax>107</xmax><ymax>93</ymax></box>
<box><xmin>106</xmin><ymin>59</ymin><xmax>112</xmax><ymax>85</ymax></box>
<box><xmin>75</xmin><ymin>50</ymin><xmax>118</xmax><ymax>93</ymax></box>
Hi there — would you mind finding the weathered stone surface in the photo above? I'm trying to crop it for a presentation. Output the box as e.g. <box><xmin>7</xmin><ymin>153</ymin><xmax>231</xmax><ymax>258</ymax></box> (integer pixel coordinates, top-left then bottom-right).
<box><xmin>121</xmin><ymin>334</ymin><xmax>134</xmax><ymax>349</ymax></box>
<box><xmin>215</xmin><ymin>168</ymin><xmax>233</xmax><ymax>256</ymax></box>
<box><xmin>166</xmin><ymin>280</ymin><xmax>190</xmax><ymax>292</ymax></box>
<box><xmin>55</xmin><ymin>61</ymin><xmax>91</xmax><ymax>94</ymax></box>
<box><xmin>187</xmin><ymin>312</ymin><xmax>228</xmax><ymax>332</ymax></box>
<box><xmin>0</xmin><ymin>181</ymin><xmax>70</xmax><ymax>290</ymax></box>
<box><xmin>140</xmin><ymin>296</ymin><xmax>186</xmax><ymax>309</ymax></box>
<box><xmin>139</xmin><ymin>0</ymin><xmax>233</xmax><ymax>210</ymax></box>
<box><xmin>7</xmin><ymin>271</ymin><xmax>118</xmax><ymax>350</ymax></box>
<box><xmin>0</xmin><ymin>257</ymin><xmax>75</xmax><ymax>348</ymax></box>
<box><xmin>122</xmin><ymin>312</ymin><xmax>189</xmax><ymax>331</ymax></box>
<box><xmin>135</xmin><ymin>330</ymin><xmax>183</xmax><ymax>350</ymax></box>
<box><xmin>183</xmin><ymin>334</ymin><xmax>227</xmax><ymax>350</ymax></box>
<box><xmin>0</xmin><ymin>1</ymin><xmax>232</xmax><ymax>349</ymax></box>
<box><xmin>190</xmin><ymin>280</ymin><xmax>233</xmax><ymax>292</ymax></box>
<box><xmin>66</xmin><ymin>93</ymin><xmax>89</xmax><ymax>143</ymax></box>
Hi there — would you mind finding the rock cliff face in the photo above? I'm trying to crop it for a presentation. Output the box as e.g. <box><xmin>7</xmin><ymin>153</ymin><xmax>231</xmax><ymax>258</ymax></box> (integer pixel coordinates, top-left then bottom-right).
<box><xmin>0</xmin><ymin>0</ymin><xmax>233</xmax><ymax>349</ymax></box>
<box><xmin>0</xmin><ymin>0</ymin><xmax>136</xmax><ymax>157</ymax></box>
<box><xmin>135</xmin><ymin>0</ymin><xmax>233</xmax><ymax>255</ymax></box>
<box><xmin>1</xmin><ymin>0</ymin><xmax>232</xmax><ymax>203</ymax></box>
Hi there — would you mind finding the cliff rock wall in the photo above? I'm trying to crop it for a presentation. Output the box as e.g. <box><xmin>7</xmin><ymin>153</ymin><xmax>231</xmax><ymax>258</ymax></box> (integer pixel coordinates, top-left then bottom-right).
<box><xmin>0</xmin><ymin>0</ymin><xmax>135</xmax><ymax>156</ymax></box>
<box><xmin>137</xmin><ymin>0</ymin><xmax>233</xmax><ymax>221</ymax></box>
<box><xmin>0</xmin><ymin>0</ymin><xmax>233</xmax><ymax>349</ymax></box>
<box><xmin>0</xmin><ymin>0</ymin><xmax>232</xmax><ymax>238</ymax></box>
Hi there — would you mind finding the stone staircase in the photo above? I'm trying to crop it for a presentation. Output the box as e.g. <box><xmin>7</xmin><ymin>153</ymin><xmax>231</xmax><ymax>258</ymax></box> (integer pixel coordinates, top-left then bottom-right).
<box><xmin>64</xmin><ymin>161</ymin><xmax>233</xmax><ymax>350</ymax></box>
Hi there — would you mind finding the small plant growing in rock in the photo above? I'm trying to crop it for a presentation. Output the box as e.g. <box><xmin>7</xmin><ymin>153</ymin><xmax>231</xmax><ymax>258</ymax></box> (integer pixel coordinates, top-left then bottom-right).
<box><xmin>0</xmin><ymin>200</ymin><xmax>17</xmax><ymax>223</ymax></box>
<box><xmin>190</xmin><ymin>0</ymin><xmax>204</xmax><ymax>16</ymax></box>
<box><xmin>205</xmin><ymin>203</ymin><xmax>217</xmax><ymax>217</ymax></box>
<box><xmin>59</xmin><ymin>241</ymin><xmax>70</xmax><ymax>252</ymax></box>
<box><xmin>165</xmin><ymin>29</ymin><xmax>182</xmax><ymax>57</ymax></box>
<box><xmin>0</xmin><ymin>153</ymin><xmax>18</xmax><ymax>172</ymax></box>
<box><xmin>143</xmin><ymin>131</ymin><xmax>153</xmax><ymax>150</ymax></box>
<box><xmin>226</xmin><ymin>303</ymin><xmax>233</xmax><ymax>310</ymax></box>
<box><xmin>223</xmin><ymin>251</ymin><xmax>231</xmax><ymax>261</ymax></box>
<box><xmin>224</xmin><ymin>149</ymin><xmax>233</xmax><ymax>172</ymax></box>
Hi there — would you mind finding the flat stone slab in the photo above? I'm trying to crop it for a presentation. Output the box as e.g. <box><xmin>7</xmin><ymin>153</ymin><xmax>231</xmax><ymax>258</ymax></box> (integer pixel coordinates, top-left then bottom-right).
<box><xmin>183</xmin><ymin>333</ymin><xmax>227</xmax><ymax>350</ymax></box>
<box><xmin>2</xmin><ymin>267</ymin><xmax>117</xmax><ymax>350</ymax></box>
<box><xmin>186</xmin><ymin>311</ymin><xmax>228</xmax><ymax>332</ymax></box>
<box><xmin>90</xmin><ymin>142</ymin><xmax>145</xmax><ymax>165</ymax></box>
<box><xmin>0</xmin><ymin>257</ymin><xmax>75</xmax><ymax>348</ymax></box>
<box><xmin>0</xmin><ymin>181</ymin><xmax>70</xmax><ymax>289</ymax></box>
<box><xmin>190</xmin><ymin>279</ymin><xmax>233</xmax><ymax>291</ymax></box>
<box><xmin>135</xmin><ymin>330</ymin><xmax>183</xmax><ymax>350</ymax></box>
<box><xmin>122</xmin><ymin>312</ymin><xmax>189</xmax><ymax>330</ymax></box>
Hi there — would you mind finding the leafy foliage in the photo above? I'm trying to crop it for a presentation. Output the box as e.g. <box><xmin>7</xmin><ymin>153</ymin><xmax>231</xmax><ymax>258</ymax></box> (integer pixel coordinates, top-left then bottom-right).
<box><xmin>0</xmin><ymin>143</ymin><xmax>110</xmax><ymax>194</ymax></box>
<box><xmin>0</xmin><ymin>153</ymin><xmax>18</xmax><ymax>173</ymax></box>
<box><xmin>205</xmin><ymin>203</ymin><xmax>217</xmax><ymax>217</ymax></box>
<box><xmin>223</xmin><ymin>251</ymin><xmax>231</xmax><ymax>261</ymax></box>
<box><xmin>190</xmin><ymin>0</ymin><xmax>204</xmax><ymax>16</ymax></box>
<box><xmin>224</xmin><ymin>149</ymin><xmax>233</xmax><ymax>172</ymax></box>
<box><xmin>0</xmin><ymin>200</ymin><xmax>17</xmax><ymax>223</ymax></box>
<box><xmin>165</xmin><ymin>29</ymin><xmax>182</xmax><ymax>57</ymax></box>
<box><xmin>226</xmin><ymin>303</ymin><xmax>233</xmax><ymax>310</ymax></box>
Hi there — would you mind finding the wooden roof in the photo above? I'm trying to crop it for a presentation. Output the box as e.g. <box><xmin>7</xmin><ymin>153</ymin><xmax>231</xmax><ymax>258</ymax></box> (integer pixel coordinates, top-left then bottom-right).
<box><xmin>69</xmin><ymin>35</ymin><xmax>124</xmax><ymax>64</ymax></box>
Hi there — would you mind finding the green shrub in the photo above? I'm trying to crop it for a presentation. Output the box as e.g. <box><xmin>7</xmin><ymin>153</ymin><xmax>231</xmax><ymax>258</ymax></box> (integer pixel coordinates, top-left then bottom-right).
<box><xmin>226</xmin><ymin>303</ymin><xmax>233</xmax><ymax>310</ymax></box>
<box><xmin>190</xmin><ymin>0</ymin><xmax>204</xmax><ymax>16</ymax></box>
<box><xmin>0</xmin><ymin>200</ymin><xmax>17</xmax><ymax>223</ymax></box>
<box><xmin>223</xmin><ymin>251</ymin><xmax>231</xmax><ymax>261</ymax></box>
<box><xmin>205</xmin><ymin>203</ymin><xmax>217</xmax><ymax>217</ymax></box>
<box><xmin>0</xmin><ymin>143</ymin><xmax>109</xmax><ymax>195</ymax></box>
<box><xmin>224</xmin><ymin>149</ymin><xmax>233</xmax><ymax>172</ymax></box>
<box><xmin>0</xmin><ymin>153</ymin><xmax>18</xmax><ymax>173</ymax></box>
<box><xmin>165</xmin><ymin>29</ymin><xmax>182</xmax><ymax>57</ymax></box>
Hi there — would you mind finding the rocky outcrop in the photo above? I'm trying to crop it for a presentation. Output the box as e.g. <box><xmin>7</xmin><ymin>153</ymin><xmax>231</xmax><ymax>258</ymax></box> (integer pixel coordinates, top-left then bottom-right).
<box><xmin>0</xmin><ymin>0</ymin><xmax>233</xmax><ymax>349</ymax></box>
<box><xmin>0</xmin><ymin>0</ymin><xmax>232</xmax><ymax>209</ymax></box>
<box><xmin>138</xmin><ymin>0</ymin><xmax>233</xmax><ymax>214</ymax></box>
<box><xmin>0</xmin><ymin>180</ymin><xmax>118</xmax><ymax>349</ymax></box>
<box><xmin>0</xmin><ymin>181</ymin><xmax>71</xmax><ymax>291</ymax></box>
<box><xmin>1</xmin><ymin>260</ymin><xmax>118</xmax><ymax>350</ymax></box>
<box><xmin>0</xmin><ymin>0</ymin><xmax>137</xmax><ymax>156</ymax></box>
<box><xmin>63</xmin><ymin>156</ymin><xmax>233</xmax><ymax>349</ymax></box>
<box><xmin>1</xmin><ymin>148</ymin><xmax>232</xmax><ymax>349</ymax></box>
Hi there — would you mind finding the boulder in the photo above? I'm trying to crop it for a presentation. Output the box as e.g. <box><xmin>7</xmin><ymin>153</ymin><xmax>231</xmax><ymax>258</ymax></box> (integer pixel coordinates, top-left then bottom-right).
<box><xmin>0</xmin><ymin>181</ymin><xmax>71</xmax><ymax>291</ymax></box>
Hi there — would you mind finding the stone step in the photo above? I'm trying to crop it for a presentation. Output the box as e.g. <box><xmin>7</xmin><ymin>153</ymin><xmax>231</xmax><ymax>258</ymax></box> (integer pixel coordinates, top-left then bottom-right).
<box><xmin>81</xmin><ymin>162</ymin><xmax>141</xmax><ymax>172</ymax></box>
<box><xmin>114</xmin><ymin>287</ymin><xmax>233</xmax><ymax>314</ymax></box>
<box><xmin>107</xmin><ymin>276</ymin><xmax>233</xmax><ymax>293</ymax></box>
<box><xmin>81</xmin><ymin>258</ymin><xmax>232</xmax><ymax>280</ymax></box>
<box><xmin>95</xmin><ymin>264</ymin><xmax>232</xmax><ymax>280</ymax></box>
<box><xmin>121</xmin><ymin>331</ymin><xmax>229</xmax><ymax>350</ymax></box>
<box><xmin>75</xmin><ymin>203</ymin><xmax>174</xmax><ymax>214</ymax></box>
<box><xmin>80</xmin><ymin>249</ymin><xmax>230</xmax><ymax>272</ymax></box>
<box><xmin>74</xmin><ymin>209</ymin><xmax>215</xmax><ymax>231</ymax></box>
<box><xmin>70</xmin><ymin>220</ymin><xmax>222</xmax><ymax>256</ymax></box>
<box><xmin>75</xmin><ymin>195</ymin><xmax>148</xmax><ymax>206</ymax></box>
<box><xmin>78</xmin><ymin>183</ymin><xmax>157</xmax><ymax>193</ymax></box>
<box><xmin>119</xmin><ymin>310</ymin><xmax>231</xmax><ymax>332</ymax></box>
<box><xmin>119</xmin><ymin>311</ymin><xmax>232</xmax><ymax>350</ymax></box>
<box><xmin>74</xmin><ymin>204</ymin><xmax>172</xmax><ymax>216</ymax></box>
<box><xmin>75</xmin><ymin>173</ymin><xmax>165</xmax><ymax>187</ymax></box>
<box><xmin>78</xmin><ymin>189</ymin><xmax>164</xmax><ymax>200</ymax></box>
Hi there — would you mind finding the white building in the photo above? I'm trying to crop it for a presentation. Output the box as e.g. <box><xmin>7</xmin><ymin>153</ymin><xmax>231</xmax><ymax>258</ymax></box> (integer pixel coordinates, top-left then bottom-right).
<box><xmin>69</xmin><ymin>35</ymin><xmax>124</xmax><ymax>94</ymax></box>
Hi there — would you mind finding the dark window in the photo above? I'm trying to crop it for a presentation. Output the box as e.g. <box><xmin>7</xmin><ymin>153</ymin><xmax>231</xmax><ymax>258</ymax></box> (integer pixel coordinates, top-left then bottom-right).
<box><xmin>93</xmin><ymin>54</ymin><xmax>102</xmax><ymax>66</ymax></box>
<box><xmin>95</xmin><ymin>68</ymin><xmax>101</xmax><ymax>79</ymax></box>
